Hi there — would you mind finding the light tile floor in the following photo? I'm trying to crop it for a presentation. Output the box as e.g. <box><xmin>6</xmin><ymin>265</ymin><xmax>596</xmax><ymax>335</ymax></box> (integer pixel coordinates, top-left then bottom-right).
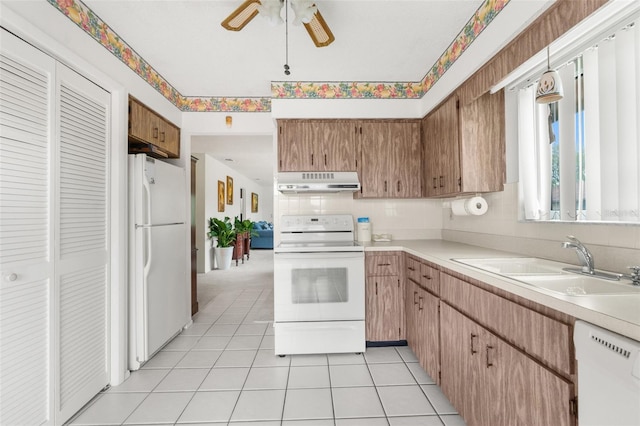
<box><xmin>68</xmin><ymin>251</ymin><xmax>466</xmax><ymax>426</ymax></box>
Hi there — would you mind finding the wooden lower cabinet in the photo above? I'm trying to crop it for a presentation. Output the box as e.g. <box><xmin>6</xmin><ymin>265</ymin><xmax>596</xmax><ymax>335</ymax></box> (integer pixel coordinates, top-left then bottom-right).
<box><xmin>365</xmin><ymin>252</ymin><xmax>404</xmax><ymax>341</ymax></box>
<box><xmin>405</xmin><ymin>279</ymin><xmax>440</xmax><ymax>383</ymax></box>
<box><xmin>440</xmin><ymin>303</ymin><xmax>575</xmax><ymax>426</ymax></box>
<box><xmin>366</xmin><ymin>275</ymin><xmax>402</xmax><ymax>341</ymax></box>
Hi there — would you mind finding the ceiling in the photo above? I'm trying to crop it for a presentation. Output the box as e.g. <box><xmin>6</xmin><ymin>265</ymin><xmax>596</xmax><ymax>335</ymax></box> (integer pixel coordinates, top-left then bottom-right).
<box><xmin>2</xmin><ymin>0</ymin><xmax>553</xmax><ymax>186</ymax></box>
<box><xmin>82</xmin><ymin>0</ymin><xmax>487</xmax><ymax>98</ymax></box>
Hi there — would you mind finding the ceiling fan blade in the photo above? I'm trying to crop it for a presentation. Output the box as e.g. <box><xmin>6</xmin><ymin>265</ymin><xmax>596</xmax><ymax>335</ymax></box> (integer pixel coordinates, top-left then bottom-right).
<box><xmin>303</xmin><ymin>8</ymin><xmax>335</xmax><ymax>47</ymax></box>
<box><xmin>221</xmin><ymin>0</ymin><xmax>261</xmax><ymax>31</ymax></box>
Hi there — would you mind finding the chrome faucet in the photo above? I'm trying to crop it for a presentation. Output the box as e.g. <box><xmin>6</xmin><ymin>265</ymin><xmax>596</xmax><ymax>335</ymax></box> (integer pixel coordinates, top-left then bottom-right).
<box><xmin>625</xmin><ymin>266</ymin><xmax>640</xmax><ymax>286</ymax></box>
<box><xmin>561</xmin><ymin>235</ymin><xmax>595</xmax><ymax>274</ymax></box>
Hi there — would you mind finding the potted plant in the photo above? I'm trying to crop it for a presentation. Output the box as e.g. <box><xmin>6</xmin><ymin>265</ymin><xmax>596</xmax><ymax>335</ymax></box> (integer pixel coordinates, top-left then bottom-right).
<box><xmin>207</xmin><ymin>216</ymin><xmax>236</xmax><ymax>270</ymax></box>
<box><xmin>234</xmin><ymin>218</ymin><xmax>258</xmax><ymax>261</ymax></box>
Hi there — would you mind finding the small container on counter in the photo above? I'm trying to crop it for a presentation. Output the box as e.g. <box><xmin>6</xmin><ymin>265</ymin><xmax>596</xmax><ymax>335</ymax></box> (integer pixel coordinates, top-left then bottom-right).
<box><xmin>356</xmin><ymin>217</ymin><xmax>371</xmax><ymax>242</ymax></box>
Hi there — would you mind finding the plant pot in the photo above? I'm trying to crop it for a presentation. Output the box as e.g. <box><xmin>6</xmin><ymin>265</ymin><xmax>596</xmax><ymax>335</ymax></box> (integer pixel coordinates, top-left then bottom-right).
<box><xmin>243</xmin><ymin>231</ymin><xmax>251</xmax><ymax>260</ymax></box>
<box><xmin>232</xmin><ymin>233</ymin><xmax>244</xmax><ymax>266</ymax></box>
<box><xmin>214</xmin><ymin>246</ymin><xmax>234</xmax><ymax>270</ymax></box>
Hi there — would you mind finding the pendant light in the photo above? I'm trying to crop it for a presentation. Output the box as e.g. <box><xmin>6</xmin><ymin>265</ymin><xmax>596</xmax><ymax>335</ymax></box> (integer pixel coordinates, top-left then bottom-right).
<box><xmin>536</xmin><ymin>46</ymin><xmax>563</xmax><ymax>104</ymax></box>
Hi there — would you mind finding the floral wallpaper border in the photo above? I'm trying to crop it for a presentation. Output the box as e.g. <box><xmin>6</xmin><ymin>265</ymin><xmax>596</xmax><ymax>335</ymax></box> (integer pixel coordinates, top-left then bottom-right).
<box><xmin>47</xmin><ymin>0</ymin><xmax>509</xmax><ymax>110</ymax></box>
<box><xmin>271</xmin><ymin>0</ymin><xmax>510</xmax><ymax>99</ymax></box>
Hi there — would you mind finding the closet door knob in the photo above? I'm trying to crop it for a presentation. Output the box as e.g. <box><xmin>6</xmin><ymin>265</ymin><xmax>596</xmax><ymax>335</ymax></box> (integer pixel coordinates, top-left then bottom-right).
<box><xmin>5</xmin><ymin>273</ymin><xmax>18</xmax><ymax>282</ymax></box>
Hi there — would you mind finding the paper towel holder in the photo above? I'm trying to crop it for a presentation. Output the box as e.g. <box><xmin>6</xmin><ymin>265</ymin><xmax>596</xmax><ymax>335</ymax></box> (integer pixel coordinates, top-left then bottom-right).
<box><xmin>450</xmin><ymin>195</ymin><xmax>488</xmax><ymax>218</ymax></box>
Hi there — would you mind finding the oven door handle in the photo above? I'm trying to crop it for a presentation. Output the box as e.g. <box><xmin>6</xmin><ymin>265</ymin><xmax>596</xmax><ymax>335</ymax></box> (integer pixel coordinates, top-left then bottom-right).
<box><xmin>274</xmin><ymin>251</ymin><xmax>364</xmax><ymax>259</ymax></box>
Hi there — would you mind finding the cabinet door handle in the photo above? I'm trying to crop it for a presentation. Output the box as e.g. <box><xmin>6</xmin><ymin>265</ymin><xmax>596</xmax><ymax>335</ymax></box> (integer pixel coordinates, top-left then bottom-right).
<box><xmin>397</xmin><ymin>180</ymin><xmax>401</xmax><ymax>192</ymax></box>
<box><xmin>470</xmin><ymin>333</ymin><xmax>478</xmax><ymax>355</ymax></box>
<box><xmin>486</xmin><ymin>345</ymin><xmax>494</xmax><ymax>368</ymax></box>
<box><xmin>153</xmin><ymin>127</ymin><xmax>159</xmax><ymax>139</ymax></box>
<box><xmin>375</xmin><ymin>282</ymin><xmax>378</xmax><ymax>296</ymax></box>
<box><xmin>408</xmin><ymin>266</ymin><xmax>415</xmax><ymax>271</ymax></box>
<box><xmin>377</xmin><ymin>263</ymin><xmax>391</xmax><ymax>266</ymax></box>
<box><xmin>324</xmin><ymin>154</ymin><xmax>327</xmax><ymax>166</ymax></box>
<box><xmin>384</xmin><ymin>181</ymin><xmax>388</xmax><ymax>192</ymax></box>
<box><xmin>311</xmin><ymin>153</ymin><xmax>314</xmax><ymax>165</ymax></box>
<box><xmin>432</xmin><ymin>177</ymin><xmax>437</xmax><ymax>189</ymax></box>
<box><xmin>418</xmin><ymin>296</ymin><xmax>424</xmax><ymax>311</ymax></box>
<box><xmin>160</xmin><ymin>131</ymin><xmax>165</xmax><ymax>142</ymax></box>
<box><xmin>413</xmin><ymin>291</ymin><xmax>418</xmax><ymax>305</ymax></box>
<box><xmin>422</xmin><ymin>274</ymin><xmax>432</xmax><ymax>280</ymax></box>
<box><xmin>439</xmin><ymin>175</ymin><xmax>444</xmax><ymax>188</ymax></box>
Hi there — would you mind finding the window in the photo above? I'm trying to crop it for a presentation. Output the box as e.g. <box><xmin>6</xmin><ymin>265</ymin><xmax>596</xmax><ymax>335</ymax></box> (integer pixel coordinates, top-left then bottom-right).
<box><xmin>517</xmin><ymin>15</ymin><xmax>640</xmax><ymax>223</ymax></box>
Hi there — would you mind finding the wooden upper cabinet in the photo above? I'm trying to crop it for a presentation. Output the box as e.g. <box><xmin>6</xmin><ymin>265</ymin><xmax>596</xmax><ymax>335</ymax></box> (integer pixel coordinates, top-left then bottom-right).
<box><xmin>128</xmin><ymin>96</ymin><xmax>180</xmax><ymax>158</ymax></box>
<box><xmin>359</xmin><ymin>122</ymin><xmax>388</xmax><ymax>197</ymax></box>
<box><xmin>423</xmin><ymin>95</ymin><xmax>460</xmax><ymax>197</ymax></box>
<box><xmin>358</xmin><ymin>120</ymin><xmax>422</xmax><ymax>198</ymax></box>
<box><xmin>129</xmin><ymin>97</ymin><xmax>156</xmax><ymax>142</ymax></box>
<box><xmin>278</xmin><ymin>120</ymin><xmax>313</xmax><ymax>171</ymax></box>
<box><xmin>315</xmin><ymin>120</ymin><xmax>356</xmax><ymax>171</ymax></box>
<box><xmin>422</xmin><ymin>90</ymin><xmax>504</xmax><ymax>197</ymax></box>
<box><xmin>277</xmin><ymin>119</ymin><xmax>355</xmax><ymax>172</ymax></box>
<box><xmin>459</xmin><ymin>90</ymin><xmax>505</xmax><ymax>193</ymax></box>
<box><xmin>389</xmin><ymin>121</ymin><xmax>422</xmax><ymax>197</ymax></box>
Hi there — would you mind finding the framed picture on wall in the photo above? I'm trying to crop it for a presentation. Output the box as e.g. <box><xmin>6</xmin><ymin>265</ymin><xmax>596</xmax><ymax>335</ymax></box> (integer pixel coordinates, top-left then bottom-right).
<box><xmin>218</xmin><ymin>180</ymin><xmax>225</xmax><ymax>212</ymax></box>
<box><xmin>251</xmin><ymin>192</ymin><xmax>258</xmax><ymax>213</ymax></box>
<box><xmin>226</xmin><ymin>176</ymin><xmax>233</xmax><ymax>205</ymax></box>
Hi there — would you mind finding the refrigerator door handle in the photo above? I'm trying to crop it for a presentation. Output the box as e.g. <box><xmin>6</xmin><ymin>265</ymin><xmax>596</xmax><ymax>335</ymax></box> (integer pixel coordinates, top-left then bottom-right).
<box><xmin>143</xmin><ymin>226</ymin><xmax>152</xmax><ymax>277</ymax></box>
<box><xmin>142</xmin><ymin>164</ymin><xmax>152</xmax><ymax>227</ymax></box>
<box><xmin>141</xmin><ymin>164</ymin><xmax>153</xmax><ymax>279</ymax></box>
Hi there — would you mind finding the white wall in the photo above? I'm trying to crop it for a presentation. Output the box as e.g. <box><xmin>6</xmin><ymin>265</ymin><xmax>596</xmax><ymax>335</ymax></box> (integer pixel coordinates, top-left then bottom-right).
<box><xmin>0</xmin><ymin>1</ymin><xmax>181</xmax><ymax>126</ymax></box>
<box><xmin>194</xmin><ymin>153</ymin><xmax>273</xmax><ymax>272</ymax></box>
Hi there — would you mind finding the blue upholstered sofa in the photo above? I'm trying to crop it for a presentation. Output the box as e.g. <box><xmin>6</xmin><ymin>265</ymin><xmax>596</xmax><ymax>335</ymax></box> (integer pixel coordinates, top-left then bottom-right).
<box><xmin>250</xmin><ymin>221</ymin><xmax>273</xmax><ymax>249</ymax></box>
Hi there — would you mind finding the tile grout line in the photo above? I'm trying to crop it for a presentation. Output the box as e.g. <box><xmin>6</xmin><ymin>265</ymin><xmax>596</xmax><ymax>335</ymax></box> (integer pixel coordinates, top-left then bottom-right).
<box><xmin>363</xmin><ymin>349</ymin><xmax>392</xmax><ymax>424</ymax></box>
<box><xmin>324</xmin><ymin>356</ymin><xmax>338</xmax><ymax>426</ymax></box>
<box><xmin>173</xmin><ymin>288</ymin><xmax>251</xmax><ymax>424</ymax></box>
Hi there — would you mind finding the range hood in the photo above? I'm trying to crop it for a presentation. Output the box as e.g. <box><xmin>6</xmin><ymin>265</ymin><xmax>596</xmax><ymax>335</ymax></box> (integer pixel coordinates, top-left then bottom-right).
<box><xmin>277</xmin><ymin>171</ymin><xmax>360</xmax><ymax>194</ymax></box>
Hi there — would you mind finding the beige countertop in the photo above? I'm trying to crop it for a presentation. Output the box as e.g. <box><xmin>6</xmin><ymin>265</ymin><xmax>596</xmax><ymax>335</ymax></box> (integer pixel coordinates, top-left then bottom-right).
<box><xmin>362</xmin><ymin>239</ymin><xmax>640</xmax><ymax>341</ymax></box>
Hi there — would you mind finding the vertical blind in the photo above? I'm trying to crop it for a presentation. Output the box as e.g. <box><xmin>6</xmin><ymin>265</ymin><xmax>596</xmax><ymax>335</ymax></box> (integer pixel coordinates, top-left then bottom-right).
<box><xmin>518</xmin><ymin>18</ymin><xmax>640</xmax><ymax>222</ymax></box>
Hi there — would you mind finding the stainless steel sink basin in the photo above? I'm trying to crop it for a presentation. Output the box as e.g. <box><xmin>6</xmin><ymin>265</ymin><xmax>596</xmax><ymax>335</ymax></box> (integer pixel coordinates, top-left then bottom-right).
<box><xmin>452</xmin><ymin>257</ymin><xmax>640</xmax><ymax>296</ymax></box>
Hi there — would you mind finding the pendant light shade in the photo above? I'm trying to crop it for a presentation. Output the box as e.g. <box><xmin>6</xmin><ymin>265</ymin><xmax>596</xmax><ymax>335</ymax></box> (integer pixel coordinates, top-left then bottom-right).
<box><xmin>536</xmin><ymin>47</ymin><xmax>563</xmax><ymax>104</ymax></box>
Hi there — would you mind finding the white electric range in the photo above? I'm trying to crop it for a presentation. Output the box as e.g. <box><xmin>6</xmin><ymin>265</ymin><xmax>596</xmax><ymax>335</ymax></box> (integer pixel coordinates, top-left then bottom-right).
<box><xmin>273</xmin><ymin>214</ymin><xmax>365</xmax><ymax>355</ymax></box>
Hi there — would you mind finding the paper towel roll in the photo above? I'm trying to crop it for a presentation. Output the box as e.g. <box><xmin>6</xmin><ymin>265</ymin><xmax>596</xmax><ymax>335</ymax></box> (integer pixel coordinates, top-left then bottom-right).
<box><xmin>451</xmin><ymin>196</ymin><xmax>488</xmax><ymax>216</ymax></box>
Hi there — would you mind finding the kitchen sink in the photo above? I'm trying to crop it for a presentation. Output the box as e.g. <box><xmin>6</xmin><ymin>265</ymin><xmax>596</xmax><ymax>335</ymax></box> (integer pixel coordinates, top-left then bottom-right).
<box><xmin>452</xmin><ymin>257</ymin><xmax>565</xmax><ymax>276</ymax></box>
<box><xmin>518</xmin><ymin>274</ymin><xmax>640</xmax><ymax>296</ymax></box>
<box><xmin>452</xmin><ymin>257</ymin><xmax>640</xmax><ymax>296</ymax></box>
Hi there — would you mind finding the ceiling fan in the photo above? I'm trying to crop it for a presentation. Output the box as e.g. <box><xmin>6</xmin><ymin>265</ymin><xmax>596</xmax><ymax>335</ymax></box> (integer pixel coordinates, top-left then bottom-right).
<box><xmin>221</xmin><ymin>0</ymin><xmax>335</xmax><ymax>48</ymax></box>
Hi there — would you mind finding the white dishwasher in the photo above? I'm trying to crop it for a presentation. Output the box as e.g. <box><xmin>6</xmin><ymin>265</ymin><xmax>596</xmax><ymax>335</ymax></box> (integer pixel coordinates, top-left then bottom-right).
<box><xmin>574</xmin><ymin>321</ymin><xmax>640</xmax><ymax>426</ymax></box>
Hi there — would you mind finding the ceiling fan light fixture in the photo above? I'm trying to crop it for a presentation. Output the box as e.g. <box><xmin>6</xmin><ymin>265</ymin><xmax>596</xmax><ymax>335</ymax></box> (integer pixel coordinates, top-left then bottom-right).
<box><xmin>291</xmin><ymin>0</ymin><xmax>317</xmax><ymax>25</ymax></box>
<box><xmin>221</xmin><ymin>0</ymin><xmax>334</xmax><ymax>48</ymax></box>
<box><xmin>256</xmin><ymin>0</ymin><xmax>284</xmax><ymax>26</ymax></box>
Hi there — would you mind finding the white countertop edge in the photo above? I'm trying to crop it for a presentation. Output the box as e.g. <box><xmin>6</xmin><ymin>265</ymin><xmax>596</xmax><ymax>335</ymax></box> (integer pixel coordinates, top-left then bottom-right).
<box><xmin>362</xmin><ymin>239</ymin><xmax>640</xmax><ymax>342</ymax></box>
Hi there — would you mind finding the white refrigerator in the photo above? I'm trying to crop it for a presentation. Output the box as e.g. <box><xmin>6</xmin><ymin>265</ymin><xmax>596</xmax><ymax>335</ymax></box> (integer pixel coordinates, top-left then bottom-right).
<box><xmin>128</xmin><ymin>154</ymin><xmax>189</xmax><ymax>370</ymax></box>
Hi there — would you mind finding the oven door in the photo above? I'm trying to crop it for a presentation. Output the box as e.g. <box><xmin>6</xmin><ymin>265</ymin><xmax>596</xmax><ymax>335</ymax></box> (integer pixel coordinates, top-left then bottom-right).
<box><xmin>274</xmin><ymin>251</ymin><xmax>365</xmax><ymax>322</ymax></box>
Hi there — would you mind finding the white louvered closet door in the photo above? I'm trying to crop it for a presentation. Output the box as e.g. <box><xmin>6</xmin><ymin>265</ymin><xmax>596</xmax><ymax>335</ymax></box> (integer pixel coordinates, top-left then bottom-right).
<box><xmin>0</xmin><ymin>28</ymin><xmax>111</xmax><ymax>426</ymax></box>
<box><xmin>0</xmin><ymin>28</ymin><xmax>56</xmax><ymax>426</ymax></box>
<box><xmin>54</xmin><ymin>64</ymin><xmax>110</xmax><ymax>424</ymax></box>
